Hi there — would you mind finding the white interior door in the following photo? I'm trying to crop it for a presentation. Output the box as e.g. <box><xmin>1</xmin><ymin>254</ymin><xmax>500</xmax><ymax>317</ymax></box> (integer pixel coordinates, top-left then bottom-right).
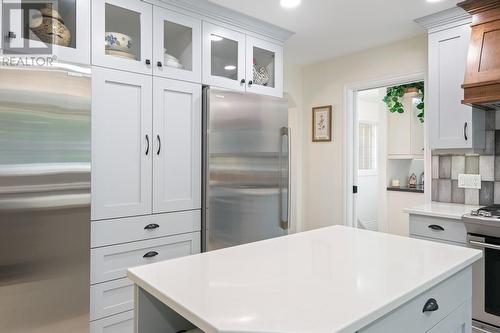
<box><xmin>202</xmin><ymin>22</ymin><xmax>246</xmax><ymax>91</ymax></box>
<box><xmin>153</xmin><ymin>77</ymin><xmax>201</xmax><ymax>214</ymax></box>
<box><xmin>91</xmin><ymin>67</ymin><xmax>153</xmax><ymax>220</ymax></box>
<box><xmin>92</xmin><ymin>0</ymin><xmax>153</xmax><ymax>75</ymax></box>
<box><xmin>153</xmin><ymin>7</ymin><xmax>201</xmax><ymax>83</ymax></box>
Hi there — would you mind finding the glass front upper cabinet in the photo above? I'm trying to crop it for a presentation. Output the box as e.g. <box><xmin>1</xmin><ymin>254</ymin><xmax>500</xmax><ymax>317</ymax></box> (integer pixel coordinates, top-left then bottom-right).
<box><xmin>92</xmin><ymin>0</ymin><xmax>152</xmax><ymax>75</ymax></box>
<box><xmin>246</xmin><ymin>36</ymin><xmax>283</xmax><ymax>97</ymax></box>
<box><xmin>203</xmin><ymin>22</ymin><xmax>246</xmax><ymax>91</ymax></box>
<box><xmin>153</xmin><ymin>8</ymin><xmax>201</xmax><ymax>83</ymax></box>
<box><xmin>2</xmin><ymin>0</ymin><xmax>90</xmax><ymax>64</ymax></box>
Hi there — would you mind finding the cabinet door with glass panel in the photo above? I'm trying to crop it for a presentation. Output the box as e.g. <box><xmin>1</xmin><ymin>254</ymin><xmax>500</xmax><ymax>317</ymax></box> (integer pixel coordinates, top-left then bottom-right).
<box><xmin>203</xmin><ymin>22</ymin><xmax>246</xmax><ymax>91</ymax></box>
<box><xmin>153</xmin><ymin>8</ymin><xmax>201</xmax><ymax>83</ymax></box>
<box><xmin>92</xmin><ymin>0</ymin><xmax>152</xmax><ymax>75</ymax></box>
<box><xmin>246</xmin><ymin>36</ymin><xmax>283</xmax><ymax>97</ymax></box>
<box><xmin>2</xmin><ymin>0</ymin><xmax>90</xmax><ymax>64</ymax></box>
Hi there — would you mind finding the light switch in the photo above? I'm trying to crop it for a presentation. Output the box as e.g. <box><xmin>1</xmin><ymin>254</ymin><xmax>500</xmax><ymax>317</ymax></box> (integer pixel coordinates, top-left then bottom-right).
<box><xmin>458</xmin><ymin>174</ymin><xmax>481</xmax><ymax>189</ymax></box>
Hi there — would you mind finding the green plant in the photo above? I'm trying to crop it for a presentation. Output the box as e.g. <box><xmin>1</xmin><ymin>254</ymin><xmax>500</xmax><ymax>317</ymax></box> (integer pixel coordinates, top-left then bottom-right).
<box><xmin>383</xmin><ymin>82</ymin><xmax>425</xmax><ymax>123</ymax></box>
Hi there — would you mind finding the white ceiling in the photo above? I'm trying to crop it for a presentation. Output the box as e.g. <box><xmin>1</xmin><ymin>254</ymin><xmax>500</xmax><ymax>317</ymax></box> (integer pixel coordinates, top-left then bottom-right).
<box><xmin>209</xmin><ymin>0</ymin><xmax>461</xmax><ymax>65</ymax></box>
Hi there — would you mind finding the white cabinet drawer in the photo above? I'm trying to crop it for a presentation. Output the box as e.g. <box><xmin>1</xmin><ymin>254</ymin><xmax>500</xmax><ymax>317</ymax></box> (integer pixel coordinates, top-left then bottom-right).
<box><xmin>91</xmin><ymin>210</ymin><xmax>201</xmax><ymax>248</ymax></box>
<box><xmin>91</xmin><ymin>232</ymin><xmax>200</xmax><ymax>284</ymax></box>
<box><xmin>409</xmin><ymin>214</ymin><xmax>467</xmax><ymax>244</ymax></box>
<box><xmin>360</xmin><ymin>267</ymin><xmax>472</xmax><ymax>333</ymax></box>
<box><xmin>91</xmin><ymin>278</ymin><xmax>134</xmax><ymax>321</ymax></box>
<box><xmin>90</xmin><ymin>310</ymin><xmax>134</xmax><ymax>333</ymax></box>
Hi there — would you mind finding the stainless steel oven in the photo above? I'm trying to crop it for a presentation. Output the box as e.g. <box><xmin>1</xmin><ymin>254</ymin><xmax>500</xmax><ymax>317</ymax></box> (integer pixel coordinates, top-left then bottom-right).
<box><xmin>468</xmin><ymin>234</ymin><xmax>500</xmax><ymax>333</ymax></box>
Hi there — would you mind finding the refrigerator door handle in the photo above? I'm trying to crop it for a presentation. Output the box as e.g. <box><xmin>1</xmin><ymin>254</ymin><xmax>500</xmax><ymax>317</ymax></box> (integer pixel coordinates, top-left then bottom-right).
<box><xmin>279</xmin><ymin>127</ymin><xmax>291</xmax><ymax>231</ymax></box>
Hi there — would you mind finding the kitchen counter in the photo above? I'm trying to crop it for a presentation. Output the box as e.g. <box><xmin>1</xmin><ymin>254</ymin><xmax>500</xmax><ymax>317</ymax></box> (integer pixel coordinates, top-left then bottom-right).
<box><xmin>404</xmin><ymin>202</ymin><xmax>481</xmax><ymax>220</ymax></box>
<box><xmin>128</xmin><ymin>226</ymin><xmax>481</xmax><ymax>333</ymax></box>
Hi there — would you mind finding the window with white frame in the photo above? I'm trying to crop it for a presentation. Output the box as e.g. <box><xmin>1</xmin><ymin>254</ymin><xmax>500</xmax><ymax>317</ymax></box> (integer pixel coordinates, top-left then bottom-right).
<box><xmin>358</xmin><ymin>122</ymin><xmax>377</xmax><ymax>174</ymax></box>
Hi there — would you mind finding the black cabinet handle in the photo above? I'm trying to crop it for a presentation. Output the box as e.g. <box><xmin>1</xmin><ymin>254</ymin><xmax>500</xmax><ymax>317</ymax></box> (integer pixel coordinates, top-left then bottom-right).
<box><xmin>240</xmin><ymin>79</ymin><xmax>246</xmax><ymax>84</ymax></box>
<box><xmin>464</xmin><ymin>122</ymin><xmax>468</xmax><ymax>141</ymax></box>
<box><xmin>157</xmin><ymin>61</ymin><xmax>162</xmax><ymax>67</ymax></box>
<box><xmin>144</xmin><ymin>224</ymin><xmax>160</xmax><ymax>230</ymax></box>
<box><xmin>157</xmin><ymin>135</ymin><xmax>161</xmax><ymax>155</ymax></box>
<box><xmin>145</xmin><ymin>135</ymin><xmax>150</xmax><ymax>155</ymax></box>
<box><xmin>422</xmin><ymin>298</ymin><xmax>439</xmax><ymax>313</ymax></box>
<box><xmin>428</xmin><ymin>225</ymin><xmax>444</xmax><ymax>231</ymax></box>
<box><xmin>143</xmin><ymin>251</ymin><xmax>158</xmax><ymax>258</ymax></box>
<box><xmin>248</xmin><ymin>80</ymin><xmax>253</xmax><ymax>86</ymax></box>
<box><xmin>145</xmin><ymin>59</ymin><xmax>151</xmax><ymax>65</ymax></box>
<box><xmin>7</xmin><ymin>31</ymin><xmax>16</xmax><ymax>39</ymax></box>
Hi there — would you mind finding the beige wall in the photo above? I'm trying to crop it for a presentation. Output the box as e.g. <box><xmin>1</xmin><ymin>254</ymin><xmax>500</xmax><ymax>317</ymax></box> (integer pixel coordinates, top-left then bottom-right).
<box><xmin>298</xmin><ymin>34</ymin><xmax>428</xmax><ymax>230</ymax></box>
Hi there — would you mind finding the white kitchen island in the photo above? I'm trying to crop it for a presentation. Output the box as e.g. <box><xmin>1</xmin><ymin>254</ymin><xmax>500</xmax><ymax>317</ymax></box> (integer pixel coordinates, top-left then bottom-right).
<box><xmin>127</xmin><ymin>226</ymin><xmax>481</xmax><ymax>333</ymax></box>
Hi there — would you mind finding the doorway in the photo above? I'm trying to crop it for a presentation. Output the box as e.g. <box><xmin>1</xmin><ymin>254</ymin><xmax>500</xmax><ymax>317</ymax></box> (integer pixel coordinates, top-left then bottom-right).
<box><xmin>344</xmin><ymin>73</ymin><xmax>428</xmax><ymax>234</ymax></box>
<box><xmin>355</xmin><ymin>88</ymin><xmax>387</xmax><ymax>232</ymax></box>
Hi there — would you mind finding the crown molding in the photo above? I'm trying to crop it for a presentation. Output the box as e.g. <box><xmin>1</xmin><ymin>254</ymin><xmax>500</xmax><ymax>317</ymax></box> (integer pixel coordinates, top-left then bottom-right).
<box><xmin>415</xmin><ymin>7</ymin><xmax>472</xmax><ymax>31</ymax></box>
<box><xmin>147</xmin><ymin>0</ymin><xmax>295</xmax><ymax>43</ymax></box>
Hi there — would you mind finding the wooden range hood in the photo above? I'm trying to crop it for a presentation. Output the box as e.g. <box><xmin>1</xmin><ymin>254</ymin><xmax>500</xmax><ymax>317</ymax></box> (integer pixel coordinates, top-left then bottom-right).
<box><xmin>458</xmin><ymin>0</ymin><xmax>500</xmax><ymax>109</ymax></box>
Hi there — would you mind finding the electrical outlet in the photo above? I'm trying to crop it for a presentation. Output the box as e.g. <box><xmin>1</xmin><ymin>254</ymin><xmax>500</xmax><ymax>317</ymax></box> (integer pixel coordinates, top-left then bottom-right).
<box><xmin>458</xmin><ymin>174</ymin><xmax>481</xmax><ymax>189</ymax></box>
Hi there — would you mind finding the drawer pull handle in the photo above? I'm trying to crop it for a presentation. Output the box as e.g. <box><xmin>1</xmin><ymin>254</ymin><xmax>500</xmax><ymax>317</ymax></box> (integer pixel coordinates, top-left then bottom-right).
<box><xmin>422</xmin><ymin>298</ymin><xmax>439</xmax><ymax>313</ymax></box>
<box><xmin>144</xmin><ymin>223</ymin><xmax>160</xmax><ymax>230</ymax></box>
<box><xmin>143</xmin><ymin>251</ymin><xmax>158</xmax><ymax>258</ymax></box>
<box><xmin>428</xmin><ymin>225</ymin><xmax>444</xmax><ymax>231</ymax></box>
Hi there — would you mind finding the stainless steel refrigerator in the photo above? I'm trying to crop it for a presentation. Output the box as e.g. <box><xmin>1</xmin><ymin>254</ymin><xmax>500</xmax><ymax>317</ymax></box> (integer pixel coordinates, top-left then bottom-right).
<box><xmin>0</xmin><ymin>66</ymin><xmax>91</xmax><ymax>333</ymax></box>
<box><xmin>202</xmin><ymin>87</ymin><xmax>290</xmax><ymax>251</ymax></box>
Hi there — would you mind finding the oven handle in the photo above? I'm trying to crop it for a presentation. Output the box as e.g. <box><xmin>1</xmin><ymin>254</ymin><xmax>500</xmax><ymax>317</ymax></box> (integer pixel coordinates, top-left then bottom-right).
<box><xmin>469</xmin><ymin>239</ymin><xmax>500</xmax><ymax>251</ymax></box>
<box><xmin>472</xmin><ymin>326</ymin><xmax>494</xmax><ymax>333</ymax></box>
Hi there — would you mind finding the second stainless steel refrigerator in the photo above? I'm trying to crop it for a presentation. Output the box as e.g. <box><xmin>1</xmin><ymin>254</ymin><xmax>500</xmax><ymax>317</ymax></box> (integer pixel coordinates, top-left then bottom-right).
<box><xmin>203</xmin><ymin>87</ymin><xmax>290</xmax><ymax>251</ymax></box>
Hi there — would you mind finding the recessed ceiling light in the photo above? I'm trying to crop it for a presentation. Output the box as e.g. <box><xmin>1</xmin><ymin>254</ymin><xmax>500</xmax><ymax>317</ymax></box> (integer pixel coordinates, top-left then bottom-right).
<box><xmin>280</xmin><ymin>0</ymin><xmax>301</xmax><ymax>8</ymax></box>
<box><xmin>224</xmin><ymin>65</ymin><xmax>236</xmax><ymax>71</ymax></box>
<box><xmin>210</xmin><ymin>35</ymin><xmax>223</xmax><ymax>42</ymax></box>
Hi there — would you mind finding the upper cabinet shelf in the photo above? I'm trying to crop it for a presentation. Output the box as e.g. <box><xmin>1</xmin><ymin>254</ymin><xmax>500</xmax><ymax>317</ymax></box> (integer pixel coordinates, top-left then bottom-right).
<box><xmin>92</xmin><ymin>0</ymin><xmax>153</xmax><ymax>75</ymax></box>
<box><xmin>153</xmin><ymin>8</ymin><xmax>201</xmax><ymax>83</ymax></box>
<box><xmin>1</xmin><ymin>0</ymin><xmax>90</xmax><ymax>64</ymax></box>
<box><xmin>89</xmin><ymin>0</ymin><xmax>291</xmax><ymax>96</ymax></box>
<box><xmin>203</xmin><ymin>22</ymin><xmax>284</xmax><ymax>97</ymax></box>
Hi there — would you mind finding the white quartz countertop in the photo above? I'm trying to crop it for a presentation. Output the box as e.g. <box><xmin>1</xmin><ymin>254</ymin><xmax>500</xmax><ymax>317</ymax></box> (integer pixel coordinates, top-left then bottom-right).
<box><xmin>404</xmin><ymin>202</ymin><xmax>481</xmax><ymax>220</ymax></box>
<box><xmin>128</xmin><ymin>226</ymin><xmax>481</xmax><ymax>333</ymax></box>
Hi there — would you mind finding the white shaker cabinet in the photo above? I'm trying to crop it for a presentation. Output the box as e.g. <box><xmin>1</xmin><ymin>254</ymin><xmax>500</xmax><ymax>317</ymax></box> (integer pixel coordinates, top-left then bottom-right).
<box><xmin>203</xmin><ymin>22</ymin><xmax>246</xmax><ymax>91</ymax></box>
<box><xmin>153</xmin><ymin>78</ymin><xmax>201</xmax><ymax>213</ymax></box>
<box><xmin>388</xmin><ymin>94</ymin><xmax>424</xmax><ymax>158</ymax></box>
<box><xmin>153</xmin><ymin>8</ymin><xmax>202</xmax><ymax>83</ymax></box>
<box><xmin>91</xmin><ymin>67</ymin><xmax>153</xmax><ymax>220</ymax></box>
<box><xmin>428</xmin><ymin>23</ymin><xmax>485</xmax><ymax>150</ymax></box>
<box><xmin>92</xmin><ymin>0</ymin><xmax>153</xmax><ymax>75</ymax></box>
<box><xmin>246</xmin><ymin>36</ymin><xmax>283</xmax><ymax>98</ymax></box>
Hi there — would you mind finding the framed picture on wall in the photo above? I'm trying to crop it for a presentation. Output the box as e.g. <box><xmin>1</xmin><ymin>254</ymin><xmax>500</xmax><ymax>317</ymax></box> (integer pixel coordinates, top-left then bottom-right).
<box><xmin>312</xmin><ymin>105</ymin><xmax>332</xmax><ymax>142</ymax></box>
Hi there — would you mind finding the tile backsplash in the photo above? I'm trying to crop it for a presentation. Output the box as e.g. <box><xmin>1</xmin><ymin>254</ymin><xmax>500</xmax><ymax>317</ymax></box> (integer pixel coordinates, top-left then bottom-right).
<box><xmin>432</xmin><ymin>111</ymin><xmax>498</xmax><ymax>205</ymax></box>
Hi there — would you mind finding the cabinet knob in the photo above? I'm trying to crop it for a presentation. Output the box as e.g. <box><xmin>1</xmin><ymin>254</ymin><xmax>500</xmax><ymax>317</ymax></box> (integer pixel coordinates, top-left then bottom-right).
<box><xmin>157</xmin><ymin>61</ymin><xmax>162</xmax><ymax>67</ymax></box>
<box><xmin>240</xmin><ymin>79</ymin><xmax>246</xmax><ymax>84</ymax></box>
<box><xmin>248</xmin><ymin>80</ymin><xmax>253</xmax><ymax>86</ymax></box>
<box><xmin>422</xmin><ymin>298</ymin><xmax>439</xmax><ymax>313</ymax></box>
<box><xmin>145</xmin><ymin>59</ymin><xmax>151</xmax><ymax>65</ymax></box>
<box><xmin>143</xmin><ymin>251</ymin><xmax>159</xmax><ymax>258</ymax></box>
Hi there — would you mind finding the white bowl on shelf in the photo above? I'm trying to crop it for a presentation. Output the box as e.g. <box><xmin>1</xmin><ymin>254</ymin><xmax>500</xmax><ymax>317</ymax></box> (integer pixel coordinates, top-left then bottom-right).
<box><xmin>105</xmin><ymin>32</ymin><xmax>133</xmax><ymax>53</ymax></box>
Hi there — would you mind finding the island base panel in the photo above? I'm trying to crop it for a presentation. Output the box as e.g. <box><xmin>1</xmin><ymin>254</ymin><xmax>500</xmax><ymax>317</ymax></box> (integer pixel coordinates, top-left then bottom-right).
<box><xmin>135</xmin><ymin>286</ymin><xmax>199</xmax><ymax>333</ymax></box>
